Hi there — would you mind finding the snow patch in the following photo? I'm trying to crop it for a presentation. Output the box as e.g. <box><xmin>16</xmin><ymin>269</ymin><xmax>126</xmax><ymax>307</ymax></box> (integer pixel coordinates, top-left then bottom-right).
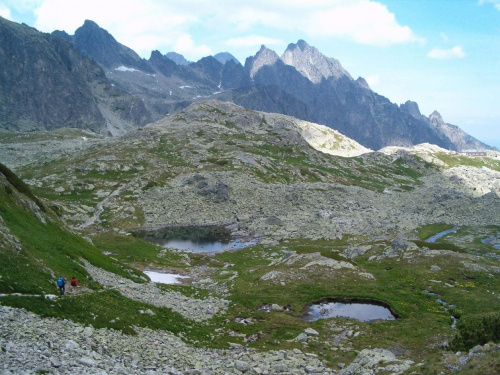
<box><xmin>115</xmin><ymin>65</ymin><xmax>140</xmax><ymax>73</ymax></box>
<box><xmin>144</xmin><ymin>271</ymin><xmax>190</xmax><ymax>284</ymax></box>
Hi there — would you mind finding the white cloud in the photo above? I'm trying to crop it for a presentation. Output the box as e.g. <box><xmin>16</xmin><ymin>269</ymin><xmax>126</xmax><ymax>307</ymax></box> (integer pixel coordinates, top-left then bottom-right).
<box><xmin>226</xmin><ymin>0</ymin><xmax>423</xmax><ymax>46</ymax></box>
<box><xmin>25</xmin><ymin>0</ymin><xmax>423</xmax><ymax>60</ymax></box>
<box><xmin>427</xmin><ymin>46</ymin><xmax>467</xmax><ymax>59</ymax></box>
<box><xmin>32</xmin><ymin>0</ymin><xmax>199</xmax><ymax>57</ymax></box>
<box><xmin>304</xmin><ymin>1</ymin><xmax>424</xmax><ymax>46</ymax></box>
<box><xmin>479</xmin><ymin>0</ymin><xmax>500</xmax><ymax>10</ymax></box>
<box><xmin>225</xmin><ymin>35</ymin><xmax>283</xmax><ymax>48</ymax></box>
<box><xmin>366</xmin><ymin>75</ymin><xmax>380</xmax><ymax>87</ymax></box>
<box><xmin>3</xmin><ymin>0</ymin><xmax>43</xmax><ymax>13</ymax></box>
<box><xmin>0</xmin><ymin>5</ymin><xmax>13</xmax><ymax>20</ymax></box>
<box><xmin>173</xmin><ymin>34</ymin><xmax>213</xmax><ymax>60</ymax></box>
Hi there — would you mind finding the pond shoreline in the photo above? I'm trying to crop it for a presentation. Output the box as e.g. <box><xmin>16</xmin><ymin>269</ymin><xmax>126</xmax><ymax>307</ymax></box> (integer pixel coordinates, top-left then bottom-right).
<box><xmin>301</xmin><ymin>296</ymin><xmax>401</xmax><ymax>321</ymax></box>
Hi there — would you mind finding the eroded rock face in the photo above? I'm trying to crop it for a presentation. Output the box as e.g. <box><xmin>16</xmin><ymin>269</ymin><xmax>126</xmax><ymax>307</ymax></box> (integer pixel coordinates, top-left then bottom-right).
<box><xmin>281</xmin><ymin>40</ymin><xmax>351</xmax><ymax>83</ymax></box>
<box><xmin>0</xmin><ymin>18</ymin><xmax>152</xmax><ymax>134</ymax></box>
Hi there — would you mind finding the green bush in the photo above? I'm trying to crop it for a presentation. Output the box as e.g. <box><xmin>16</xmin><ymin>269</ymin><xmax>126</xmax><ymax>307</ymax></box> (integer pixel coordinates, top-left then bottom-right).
<box><xmin>447</xmin><ymin>314</ymin><xmax>500</xmax><ymax>351</ymax></box>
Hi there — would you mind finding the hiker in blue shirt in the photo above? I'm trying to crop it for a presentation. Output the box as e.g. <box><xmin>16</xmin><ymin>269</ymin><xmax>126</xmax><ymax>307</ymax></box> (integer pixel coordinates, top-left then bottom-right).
<box><xmin>57</xmin><ymin>276</ymin><xmax>66</xmax><ymax>295</ymax></box>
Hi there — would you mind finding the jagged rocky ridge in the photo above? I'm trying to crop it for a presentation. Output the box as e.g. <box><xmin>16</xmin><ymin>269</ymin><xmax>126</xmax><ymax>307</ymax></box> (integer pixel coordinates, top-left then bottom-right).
<box><xmin>0</xmin><ymin>16</ymin><xmax>491</xmax><ymax>151</ymax></box>
<box><xmin>48</xmin><ymin>20</ymin><xmax>491</xmax><ymax>151</ymax></box>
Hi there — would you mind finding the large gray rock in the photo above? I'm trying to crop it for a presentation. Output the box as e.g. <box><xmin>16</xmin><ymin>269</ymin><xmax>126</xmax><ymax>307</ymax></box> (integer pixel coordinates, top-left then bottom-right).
<box><xmin>234</xmin><ymin>360</ymin><xmax>251</xmax><ymax>372</ymax></box>
<box><xmin>304</xmin><ymin>328</ymin><xmax>320</xmax><ymax>337</ymax></box>
<box><xmin>340</xmin><ymin>348</ymin><xmax>414</xmax><ymax>375</ymax></box>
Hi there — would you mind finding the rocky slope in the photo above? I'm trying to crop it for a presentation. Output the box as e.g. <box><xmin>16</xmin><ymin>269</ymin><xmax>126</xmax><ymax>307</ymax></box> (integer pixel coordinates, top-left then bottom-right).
<box><xmin>0</xmin><ymin>305</ymin><xmax>339</xmax><ymax>374</ymax></box>
<box><xmin>4</xmin><ymin>100</ymin><xmax>497</xmax><ymax>240</ymax></box>
<box><xmin>1</xmin><ymin>100</ymin><xmax>500</xmax><ymax>374</ymax></box>
<box><xmin>0</xmin><ymin>17</ymin><xmax>152</xmax><ymax>135</ymax></box>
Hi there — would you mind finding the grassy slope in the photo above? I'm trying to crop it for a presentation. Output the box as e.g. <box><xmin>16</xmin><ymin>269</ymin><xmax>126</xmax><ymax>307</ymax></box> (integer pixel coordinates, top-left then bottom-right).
<box><xmin>0</xmin><ymin>167</ymin><xmax>226</xmax><ymax>343</ymax></box>
<box><xmin>0</xmin><ymin>171</ymin><xmax>145</xmax><ymax>295</ymax></box>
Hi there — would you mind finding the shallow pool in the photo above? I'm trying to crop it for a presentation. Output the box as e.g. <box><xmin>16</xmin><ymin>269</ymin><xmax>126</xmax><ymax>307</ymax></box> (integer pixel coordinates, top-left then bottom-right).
<box><xmin>425</xmin><ymin>227</ymin><xmax>459</xmax><ymax>243</ymax></box>
<box><xmin>303</xmin><ymin>300</ymin><xmax>397</xmax><ymax>322</ymax></box>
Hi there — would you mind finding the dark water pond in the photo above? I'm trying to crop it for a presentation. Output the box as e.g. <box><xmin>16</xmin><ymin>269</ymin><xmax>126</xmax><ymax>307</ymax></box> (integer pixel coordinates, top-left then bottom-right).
<box><xmin>303</xmin><ymin>300</ymin><xmax>397</xmax><ymax>322</ymax></box>
<box><xmin>134</xmin><ymin>226</ymin><xmax>258</xmax><ymax>253</ymax></box>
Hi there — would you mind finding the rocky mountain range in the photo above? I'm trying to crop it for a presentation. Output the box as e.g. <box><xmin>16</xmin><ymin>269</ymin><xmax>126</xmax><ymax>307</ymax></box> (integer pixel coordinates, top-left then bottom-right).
<box><xmin>0</xmin><ymin>17</ymin><xmax>153</xmax><ymax>136</ymax></box>
<box><xmin>0</xmin><ymin>17</ymin><xmax>492</xmax><ymax>151</ymax></box>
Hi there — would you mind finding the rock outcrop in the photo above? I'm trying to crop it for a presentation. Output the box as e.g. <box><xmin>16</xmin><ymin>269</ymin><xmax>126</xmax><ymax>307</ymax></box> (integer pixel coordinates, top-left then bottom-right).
<box><xmin>281</xmin><ymin>40</ymin><xmax>351</xmax><ymax>83</ymax></box>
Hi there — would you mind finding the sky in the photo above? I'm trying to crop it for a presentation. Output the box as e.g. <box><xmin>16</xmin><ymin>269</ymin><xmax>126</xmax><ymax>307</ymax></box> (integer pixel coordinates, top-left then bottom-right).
<box><xmin>1</xmin><ymin>0</ymin><xmax>499</xmax><ymax>149</ymax></box>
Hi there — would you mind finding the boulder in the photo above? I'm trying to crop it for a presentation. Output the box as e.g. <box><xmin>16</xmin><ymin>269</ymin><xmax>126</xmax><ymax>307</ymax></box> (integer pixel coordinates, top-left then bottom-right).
<box><xmin>235</xmin><ymin>360</ymin><xmax>251</xmax><ymax>372</ymax></box>
<box><xmin>304</xmin><ymin>328</ymin><xmax>320</xmax><ymax>337</ymax></box>
<box><xmin>339</xmin><ymin>348</ymin><xmax>414</xmax><ymax>375</ymax></box>
<box><xmin>271</xmin><ymin>304</ymin><xmax>284</xmax><ymax>312</ymax></box>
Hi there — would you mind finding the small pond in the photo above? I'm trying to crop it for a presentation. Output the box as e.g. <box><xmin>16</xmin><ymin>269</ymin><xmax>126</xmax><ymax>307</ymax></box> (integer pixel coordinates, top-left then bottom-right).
<box><xmin>425</xmin><ymin>226</ymin><xmax>459</xmax><ymax>243</ymax></box>
<box><xmin>303</xmin><ymin>299</ymin><xmax>398</xmax><ymax>323</ymax></box>
<box><xmin>144</xmin><ymin>271</ymin><xmax>190</xmax><ymax>284</ymax></box>
<box><xmin>481</xmin><ymin>236</ymin><xmax>500</xmax><ymax>250</ymax></box>
<box><xmin>134</xmin><ymin>226</ymin><xmax>258</xmax><ymax>253</ymax></box>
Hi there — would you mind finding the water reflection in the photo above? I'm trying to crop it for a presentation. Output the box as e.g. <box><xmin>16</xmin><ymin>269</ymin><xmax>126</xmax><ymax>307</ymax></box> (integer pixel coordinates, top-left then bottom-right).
<box><xmin>134</xmin><ymin>226</ymin><xmax>258</xmax><ymax>253</ymax></box>
<box><xmin>304</xmin><ymin>300</ymin><xmax>397</xmax><ymax>322</ymax></box>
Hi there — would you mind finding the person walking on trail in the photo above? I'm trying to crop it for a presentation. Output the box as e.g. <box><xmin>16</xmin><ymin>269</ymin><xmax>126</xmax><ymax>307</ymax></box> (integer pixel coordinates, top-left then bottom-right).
<box><xmin>57</xmin><ymin>276</ymin><xmax>66</xmax><ymax>295</ymax></box>
<box><xmin>70</xmin><ymin>276</ymin><xmax>78</xmax><ymax>292</ymax></box>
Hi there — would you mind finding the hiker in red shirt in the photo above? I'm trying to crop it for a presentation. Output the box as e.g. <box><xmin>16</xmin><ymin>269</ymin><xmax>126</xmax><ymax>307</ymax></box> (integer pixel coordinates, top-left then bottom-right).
<box><xmin>70</xmin><ymin>277</ymin><xmax>78</xmax><ymax>292</ymax></box>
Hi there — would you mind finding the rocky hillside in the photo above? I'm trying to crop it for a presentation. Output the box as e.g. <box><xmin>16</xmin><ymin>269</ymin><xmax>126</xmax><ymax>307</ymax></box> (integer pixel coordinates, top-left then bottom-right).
<box><xmin>1</xmin><ymin>100</ymin><xmax>500</xmax><ymax>373</ymax></box>
<box><xmin>0</xmin><ymin>17</ymin><xmax>152</xmax><ymax>135</ymax></box>
<box><xmin>3</xmin><ymin>100</ymin><xmax>498</xmax><ymax>238</ymax></box>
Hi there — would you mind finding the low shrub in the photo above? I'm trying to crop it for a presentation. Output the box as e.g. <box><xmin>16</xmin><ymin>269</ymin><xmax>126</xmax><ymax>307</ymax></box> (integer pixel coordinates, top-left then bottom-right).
<box><xmin>447</xmin><ymin>313</ymin><xmax>500</xmax><ymax>351</ymax></box>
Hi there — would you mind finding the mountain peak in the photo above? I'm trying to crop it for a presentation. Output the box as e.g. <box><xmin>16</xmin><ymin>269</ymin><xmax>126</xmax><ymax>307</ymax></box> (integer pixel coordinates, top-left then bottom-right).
<box><xmin>429</xmin><ymin>110</ymin><xmax>444</xmax><ymax>126</ymax></box>
<box><xmin>281</xmin><ymin>40</ymin><xmax>351</xmax><ymax>84</ymax></box>
<box><xmin>72</xmin><ymin>20</ymin><xmax>154</xmax><ymax>72</ymax></box>
<box><xmin>246</xmin><ymin>45</ymin><xmax>280</xmax><ymax>78</ymax></box>
<box><xmin>296</xmin><ymin>39</ymin><xmax>310</xmax><ymax>50</ymax></box>
<box><xmin>82</xmin><ymin>19</ymin><xmax>99</xmax><ymax>29</ymax></box>
<box><xmin>165</xmin><ymin>52</ymin><xmax>190</xmax><ymax>65</ymax></box>
<box><xmin>213</xmin><ymin>52</ymin><xmax>240</xmax><ymax>65</ymax></box>
<box><xmin>286</xmin><ymin>39</ymin><xmax>309</xmax><ymax>52</ymax></box>
<box><xmin>400</xmin><ymin>100</ymin><xmax>424</xmax><ymax>120</ymax></box>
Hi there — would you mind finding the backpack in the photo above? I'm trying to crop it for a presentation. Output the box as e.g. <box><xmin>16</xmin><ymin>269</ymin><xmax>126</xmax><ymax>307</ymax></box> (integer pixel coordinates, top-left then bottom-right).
<box><xmin>57</xmin><ymin>277</ymin><xmax>64</xmax><ymax>287</ymax></box>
